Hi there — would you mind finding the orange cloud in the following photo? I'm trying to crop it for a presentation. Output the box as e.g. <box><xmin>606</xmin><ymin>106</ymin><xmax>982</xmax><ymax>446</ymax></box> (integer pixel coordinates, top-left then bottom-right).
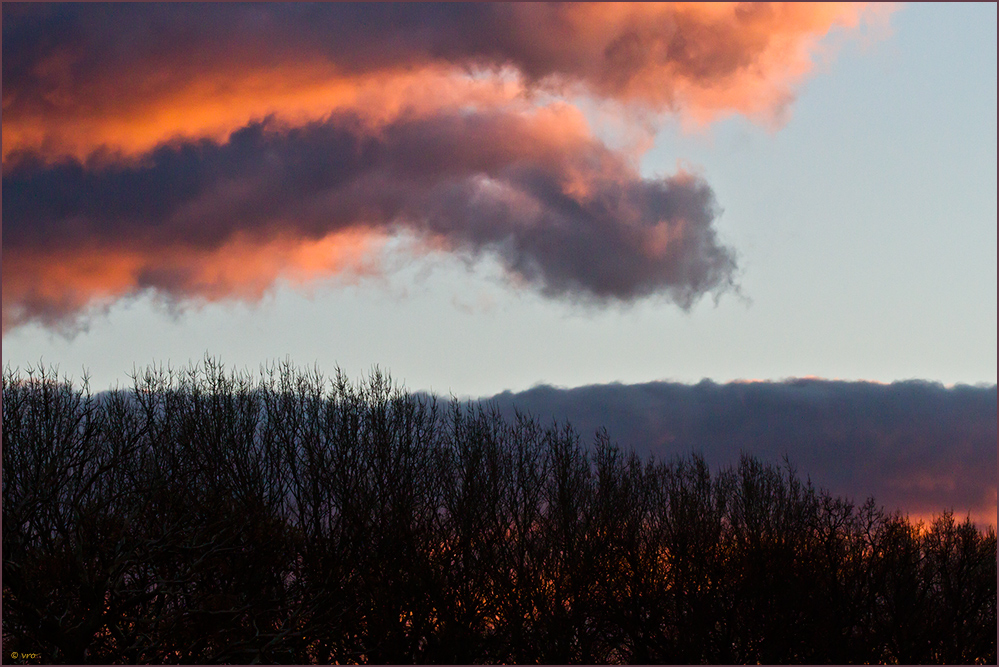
<box><xmin>505</xmin><ymin>2</ymin><xmax>893</xmax><ymax>127</ymax></box>
<box><xmin>2</xmin><ymin>65</ymin><xmax>528</xmax><ymax>167</ymax></box>
<box><xmin>2</xmin><ymin>2</ymin><xmax>898</xmax><ymax>332</ymax></box>
<box><xmin>2</xmin><ymin>229</ymin><xmax>387</xmax><ymax>333</ymax></box>
<box><xmin>2</xmin><ymin>3</ymin><xmax>897</xmax><ymax>166</ymax></box>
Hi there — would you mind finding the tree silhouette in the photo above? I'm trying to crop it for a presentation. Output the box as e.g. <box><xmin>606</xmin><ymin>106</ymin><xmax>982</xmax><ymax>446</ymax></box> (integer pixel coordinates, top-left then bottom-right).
<box><xmin>3</xmin><ymin>359</ymin><xmax>996</xmax><ymax>664</ymax></box>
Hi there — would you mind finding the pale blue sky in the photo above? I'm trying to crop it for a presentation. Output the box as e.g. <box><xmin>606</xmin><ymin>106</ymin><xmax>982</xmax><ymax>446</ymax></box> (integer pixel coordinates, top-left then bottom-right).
<box><xmin>3</xmin><ymin>3</ymin><xmax>996</xmax><ymax>397</ymax></box>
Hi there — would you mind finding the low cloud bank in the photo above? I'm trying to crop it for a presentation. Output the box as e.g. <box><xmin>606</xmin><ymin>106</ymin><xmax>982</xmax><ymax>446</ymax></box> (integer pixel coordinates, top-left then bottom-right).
<box><xmin>480</xmin><ymin>378</ymin><xmax>997</xmax><ymax>527</ymax></box>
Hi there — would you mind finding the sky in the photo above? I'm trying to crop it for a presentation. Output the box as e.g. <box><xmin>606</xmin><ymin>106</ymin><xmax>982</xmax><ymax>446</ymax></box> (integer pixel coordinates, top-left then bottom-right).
<box><xmin>2</xmin><ymin>4</ymin><xmax>996</xmax><ymax>525</ymax></box>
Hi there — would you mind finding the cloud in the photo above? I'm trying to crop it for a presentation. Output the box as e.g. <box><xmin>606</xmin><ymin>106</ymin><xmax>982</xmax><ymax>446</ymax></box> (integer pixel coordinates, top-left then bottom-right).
<box><xmin>2</xmin><ymin>2</ymin><xmax>895</xmax><ymax>332</ymax></box>
<box><xmin>1</xmin><ymin>229</ymin><xmax>388</xmax><ymax>333</ymax></box>
<box><xmin>3</xmin><ymin>108</ymin><xmax>736</xmax><ymax>331</ymax></box>
<box><xmin>2</xmin><ymin>3</ymin><xmax>889</xmax><ymax>163</ymax></box>
<box><xmin>482</xmin><ymin>379</ymin><xmax>998</xmax><ymax>528</ymax></box>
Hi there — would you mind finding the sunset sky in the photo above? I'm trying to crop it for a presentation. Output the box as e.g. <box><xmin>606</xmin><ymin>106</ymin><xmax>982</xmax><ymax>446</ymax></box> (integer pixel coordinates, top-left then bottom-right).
<box><xmin>3</xmin><ymin>4</ymin><xmax>996</xmax><ymax>525</ymax></box>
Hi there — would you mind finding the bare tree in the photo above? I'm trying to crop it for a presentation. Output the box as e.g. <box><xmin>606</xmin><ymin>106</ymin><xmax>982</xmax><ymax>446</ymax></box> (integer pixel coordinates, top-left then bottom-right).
<box><xmin>4</xmin><ymin>360</ymin><xmax>996</xmax><ymax>664</ymax></box>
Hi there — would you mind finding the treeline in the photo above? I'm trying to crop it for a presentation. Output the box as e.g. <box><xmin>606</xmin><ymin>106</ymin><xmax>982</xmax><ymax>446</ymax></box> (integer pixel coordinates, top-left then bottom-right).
<box><xmin>2</xmin><ymin>360</ymin><xmax>996</xmax><ymax>664</ymax></box>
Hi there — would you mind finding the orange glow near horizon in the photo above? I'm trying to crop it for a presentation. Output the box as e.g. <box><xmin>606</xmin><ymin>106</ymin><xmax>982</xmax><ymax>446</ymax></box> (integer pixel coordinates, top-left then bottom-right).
<box><xmin>918</xmin><ymin>484</ymin><xmax>998</xmax><ymax>530</ymax></box>
<box><xmin>904</xmin><ymin>505</ymin><xmax>997</xmax><ymax>532</ymax></box>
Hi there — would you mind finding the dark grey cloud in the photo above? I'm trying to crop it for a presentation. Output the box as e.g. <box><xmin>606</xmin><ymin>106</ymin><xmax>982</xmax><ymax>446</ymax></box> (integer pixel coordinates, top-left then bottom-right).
<box><xmin>3</xmin><ymin>110</ymin><xmax>736</xmax><ymax>329</ymax></box>
<box><xmin>479</xmin><ymin>379</ymin><xmax>998</xmax><ymax>526</ymax></box>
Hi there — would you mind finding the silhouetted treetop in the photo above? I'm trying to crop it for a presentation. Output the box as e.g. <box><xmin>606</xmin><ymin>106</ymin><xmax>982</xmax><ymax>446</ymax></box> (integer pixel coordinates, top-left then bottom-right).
<box><xmin>3</xmin><ymin>359</ymin><xmax>996</xmax><ymax>664</ymax></box>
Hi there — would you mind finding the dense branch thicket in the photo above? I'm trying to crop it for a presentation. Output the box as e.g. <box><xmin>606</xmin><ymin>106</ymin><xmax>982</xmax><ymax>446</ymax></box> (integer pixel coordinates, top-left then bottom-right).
<box><xmin>2</xmin><ymin>360</ymin><xmax>996</xmax><ymax>664</ymax></box>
